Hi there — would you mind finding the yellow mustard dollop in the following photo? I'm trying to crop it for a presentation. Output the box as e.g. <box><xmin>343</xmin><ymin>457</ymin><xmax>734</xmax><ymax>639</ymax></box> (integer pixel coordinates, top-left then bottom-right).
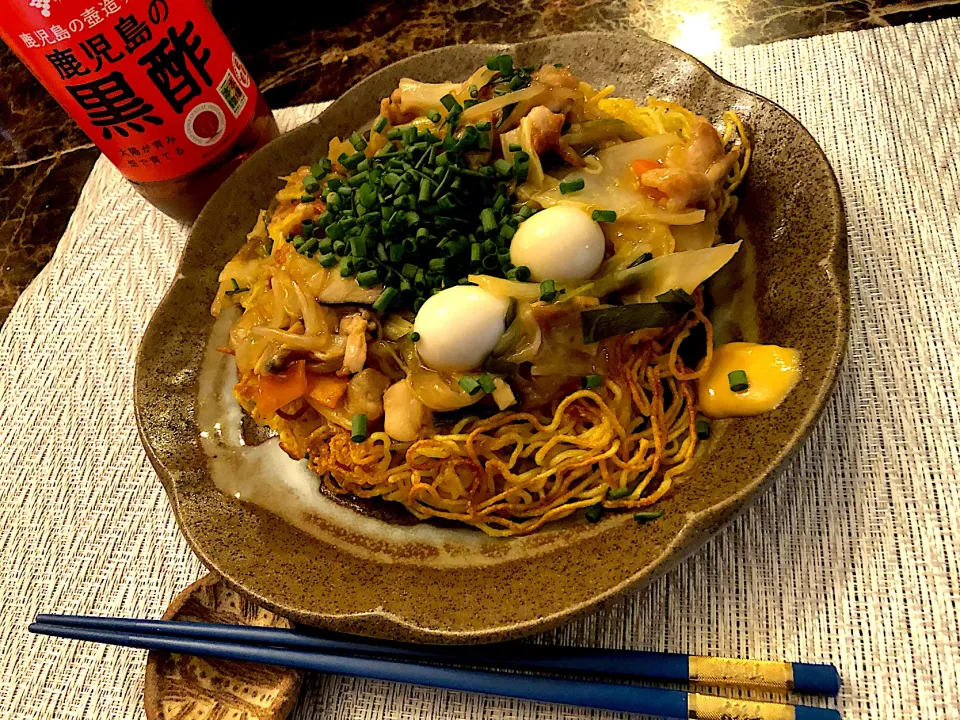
<box><xmin>699</xmin><ymin>342</ymin><xmax>801</xmax><ymax>419</ymax></box>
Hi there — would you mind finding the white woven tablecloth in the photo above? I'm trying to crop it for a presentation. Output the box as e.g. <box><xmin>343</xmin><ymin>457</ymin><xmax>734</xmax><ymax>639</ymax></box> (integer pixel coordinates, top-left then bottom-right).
<box><xmin>2</xmin><ymin>19</ymin><xmax>959</xmax><ymax>719</ymax></box>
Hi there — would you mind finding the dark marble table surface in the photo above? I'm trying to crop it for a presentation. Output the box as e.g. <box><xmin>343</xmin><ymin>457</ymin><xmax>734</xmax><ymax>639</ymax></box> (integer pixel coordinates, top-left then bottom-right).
<box><xmin>2</xmin><ymin>0</ymin><xmax>957</xmax><ymax>326</ymax></box>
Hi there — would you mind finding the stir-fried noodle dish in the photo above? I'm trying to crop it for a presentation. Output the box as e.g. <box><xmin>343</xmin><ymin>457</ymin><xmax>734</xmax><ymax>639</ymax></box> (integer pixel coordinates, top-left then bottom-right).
<box><xmin>212</xmin><ymin>56</ymin><xmax>802</xmax><ymax>536</ymax></box>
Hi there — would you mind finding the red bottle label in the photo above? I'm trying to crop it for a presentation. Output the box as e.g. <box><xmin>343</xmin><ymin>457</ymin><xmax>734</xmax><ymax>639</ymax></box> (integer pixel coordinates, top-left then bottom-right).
<box><xmin>0</xmin><ymin>0</ymin><xmax>257</xmax><ymax>182</ymax></box>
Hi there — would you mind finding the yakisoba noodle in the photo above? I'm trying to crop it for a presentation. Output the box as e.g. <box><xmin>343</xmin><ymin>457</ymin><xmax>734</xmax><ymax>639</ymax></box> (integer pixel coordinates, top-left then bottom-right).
<box><xmin>214</xmin><ymin>58</ymin><xmax>752</xmax><ymax>536</ymax></box>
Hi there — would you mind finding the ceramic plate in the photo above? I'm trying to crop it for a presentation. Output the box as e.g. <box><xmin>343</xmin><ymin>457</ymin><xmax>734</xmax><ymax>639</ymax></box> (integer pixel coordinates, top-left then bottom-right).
<box><xmin>135</xmin><ymin>32</ymin><xmax>847</xmax><ymax>643</ymax></box>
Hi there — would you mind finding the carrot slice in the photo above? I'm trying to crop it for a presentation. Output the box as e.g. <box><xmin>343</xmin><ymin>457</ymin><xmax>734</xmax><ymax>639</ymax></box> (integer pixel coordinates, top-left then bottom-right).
<box><xmin>256</xmin><ymin>360</ymin><xmax>308</xmax><ymax>416</ymax></box>
<box><xmin>307</xmin><ymin>374</ymin><xmax>349</xmax><ymax>409</ymax></box>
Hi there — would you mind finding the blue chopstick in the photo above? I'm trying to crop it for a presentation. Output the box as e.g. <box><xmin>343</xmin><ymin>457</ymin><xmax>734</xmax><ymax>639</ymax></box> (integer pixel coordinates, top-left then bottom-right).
<box><xmin>29</xmin><ymin>621</ymin><xmax>839</xmax><ymax>720</ymax></box>
<box><xmin>34</xmin><ymin>614</ymin><xmax>840</xmax><ymax>696</ymax></box>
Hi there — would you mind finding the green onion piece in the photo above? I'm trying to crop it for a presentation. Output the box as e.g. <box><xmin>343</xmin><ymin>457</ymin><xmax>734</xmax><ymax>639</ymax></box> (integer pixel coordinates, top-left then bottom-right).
<box><xmin>539</xmin><ymin>279</ymin><xmax>557</xmax><ymax>302</ymax></box>
<box><xmin>696</xmin><ymin>418</ymin><xmax>711</xmax><ymax>440</ymax></box>
<box><xmin>477</xmin><ymin>132</ymin><xmax>491</xmax><ymax>151</ymax></box>
<box><xmin>493</xmin><ymin>159</ymin><xmax>513</xmax><ymax>177</ymax></box>
<box><xmin>426</xmin><ymin>109</ymin><xmax>441</xmax><ymax>123</ymax></box>
<box><xmin>508</xmin><ymin>143</ymin><xmax>523</xmax><ymax>152</ymax></box>
<box><xmin>468</xmin><ymin>84</ymin><xmax>478</xmax><ymax>98</ymax></box>
<box><xmin>401</xmin><ymin>126</ymin><xmax>417</xmax><ymax>146</ymax></box>
<box><xmin>480</xmin><ymin>207</ymin><xmax>497</xmax><ymax>233</ymax></box>
<box><xmin>351</xmin><ymin>413</ymin><xmax>368</xmax><ymax>442</ymax></box>
<box><xmin>476</xmin><ymin>120</ymin><xmax>492</xmax><ymax>131</ymax></box>
<box><xmin>607</xmin><ymin>487</ymin><xmax>632</xmax><ymax>500</ymax></box>
<box><xmin>303</xmin><ymin>176</ymin><xmax>320</xmax><ymax>194</ymax></box>
<box><xmin>513</xmin><ymin>160</ymin><xmax>529</xmax><ymax>183</ymax></box>
<box><xmin>350</xmin><ymin>132</ymin><xmax>368</xmax><ymax>152</ymax></box>
<box><xmin>300</xmin><ymin>237</ymin><xmax>319</xmax><ymax>255</ymax></box>
<box><xmin>629</xmin><ymin>252</ymin><xmax>654</xmax><ymax>268</ymax></box>
<box><xmin>634</xmin><ymin>510</ymin><xmax>665</xmax><ymax>523</ymax></box>
<box><xmin>339</xmin><ymin>256</ymin><xmax>354</xmax><ymax>277</ymax></box>
<box><xmin>515</xmin><ymin>266</ymin><xmax>530</xmax><ymax>281</ymax></box>
<box><xmin>592</xmin><ymin>209</ymin><xmax>617</xmax><ymax>223</ymax></box>
<box><xmin>342</xmin><ymin>152</ymin><xmax>365</xmax><ymax>170</ymax></box>
<box><xmin>585</xmin><ymin>504</ymin><xmax>604</xmax><ymax>523</ymax></box>
<box><xmin>499</xmin><ymin>225</ymin><xmax>516</xmax><ymax>241</ymax></box>
<box><xmin>559</xmin><ymin>178</ymin><xmax>585</xmax><ymax>194</ymax></box>
<box><xmin>581</xmin><ymin>374</ymin><xmax>602</xmax><ymax>389</ymax></box>
<box><xmin>326</xmin><ymin>177</ymin><xmax>343</xmax><ymax>192</ymax></box>
<box><xmin>318</xmin><ymin>252</ymin><xmax>337</xmax><ymax>268</ymax></box>
<box><xmin>470</xmin><ymin>243</ymin><xmax>482</xmax><ymax>263</ymax></box>
<box><xmin>728</xmin><ymin>370</ymin><xmax>749</xmax><ymax>392</ymax></box>
<box><xmin>428</xmin><ymin>257</ymin><xmax>446</xmax><ymax>272</ymax></box>
<box><xmin>373</xmin><ymin>116</ymin><xmax>388</xmax><ymax>134</ymax></box>
<box><xmin>458</xmin><ymin>376</ymin><xmax>482</xmax><ymax>395</ymax></box>
<box><xmin>477</xmin><ymin>374</ymin><xmax>497</xmax><ymax>394</ymax></box>
<box><xmin>405</xmin><ymin>331</ymin><xmax>420</xmax><ymax>343</ymax></box>
<box><xmin>440</xmin><ymin>94</ymin><xmax>461</xmax><ymax>113</ymax></box>
<box><xmin>418</xmin><ymin>177</ymin><xmax>432</xmax><ymax>203</ymax></box>
<box><xmin>373</xmin><ymin>286</ymin><xmax>399</xmax><ymax>312</ymax></box>
<box><xmin>300</xmin><ymin>194</ymin><xmax>315</xmax><ymax>203</ymax></box>
<box><xmin>350</xmin><ymin>236</ymin><xmax>367</xmax><ymax>258</ymax></box>
<box><xmin>518</xmin><ymin>204</ymin><xmax>535</xmax><ymax>219</ymax></box>
<box><xmin>481</xmin><ymin>255</ymin><xmax>499</xmax><ymax>270</ymax></box>
<box><xmin>310</xmin><ymin>158</ymin><xmax>332</xmax><ymax>178</ymax></box>
<box><xmin>388</xmin><ymin>244</ymin><xmax>404</xmax><ymax>263</ymax></box>
<box><xmin>401</xmin><ymin>262</ymin><xmax>419</xmax><ymax>280</ymax></box>
<box><xmin>485</xmin><ymin>54</ymin><xmax>514</xmax><ymax>75</ymax></box>
<box><xmin>356</xmin><ymin>269</ymin><xmax>380</xmax><ymax>287</ymax></box>
<box><xmin>386</xmin><ymin>128</ymin><xmax>402</xmax><ymax>141</ymax></box>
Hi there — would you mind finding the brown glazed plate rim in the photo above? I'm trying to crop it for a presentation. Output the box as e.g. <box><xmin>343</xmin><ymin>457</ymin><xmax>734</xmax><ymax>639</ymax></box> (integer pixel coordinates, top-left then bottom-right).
<box><xmin>135</xmin><ymin>32</ymin><xmax>848</xmax><ymax>642</ymax></box>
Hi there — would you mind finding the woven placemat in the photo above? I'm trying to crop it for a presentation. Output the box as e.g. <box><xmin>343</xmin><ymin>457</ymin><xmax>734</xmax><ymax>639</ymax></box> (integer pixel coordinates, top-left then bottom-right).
<box><xmin>2</xmin><ymin>19</ymin><xmax>958</xmax><ymax>719</ymax></box>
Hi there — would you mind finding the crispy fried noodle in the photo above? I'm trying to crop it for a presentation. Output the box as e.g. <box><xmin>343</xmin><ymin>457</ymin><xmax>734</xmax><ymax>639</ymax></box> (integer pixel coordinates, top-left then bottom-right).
<box><xmin>212</xmin><ymin>57</ymin><xmax>753</xmax><ymax>536</ymax></box>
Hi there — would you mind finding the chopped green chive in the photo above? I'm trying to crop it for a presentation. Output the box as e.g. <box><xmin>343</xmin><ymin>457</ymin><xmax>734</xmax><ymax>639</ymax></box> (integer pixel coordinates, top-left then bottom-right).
<box><xmin>339</xmin><ymin>256</ymin><xmax>354</xmax><ymax>277</ymax></box>
<box><xmin>317</xmin><ymin>252</ymin><xmax>337</xmax><ymax>268</ymax></box>
<box><xmin>427</xmin><ymin>109</ymin><xmax>441</xmax><ymax>123</ymax></box>
<box><xmin>559</xmin><ymin>177</ymin><xmax>585</xmax><ymax>194</ymax></box>
<box><xmin>634</xmin><ymin>511</ymin><xmax>665</xmax><ymax>523</ymax></box>
<box><xmin>585</xmin><ymin>504</ymin><xmax>604</xmax><ymax>523</ymax></box>
<box><xmin>310</xmin><ymin>158</ymin><xmax>332</xmax><ymax>178</ymax></box>
<box><xmin>351</xmin><ymin>413</ymin><xmax>368</xmax><ymax>442</ymax></box>
<box><xmin>409</xmin><ymin>331</ymin><xmax>420</xmax><ymax>342</ymax></box>
<box><xmin>468</xmin><ymin>84</ymin><xmax>478</xmax><ymax>98</ymax></box>
<box><xmin>592</xmin><ymin>209</ymin><xmax>617</xmax><ymax>223</ymax></box>
<box><xmin>350</xmin><ymin>132</ymin><xmax>368</xmax><ymax>152</ymax></box>
<box><xmin>515</xmin><ymin>265</ymin><xmax>531</xmax><ymax>282</ymax></box>
<box><xmin>386</xmin><ymin>128</ymin><xmax>402</xmax><ymax>141</ymax></box>
<box><xmin>458</xmin><ymin>376</ymin><xmax>482</xmax><ymax>395</ymax></box>
<box><xmin>477</xmin><ymin>374</ymin><xmax>497</xmax><ymax>394</ymax></box>
<box><xmin>539</xmin><ymin>279</ymin><xmax>558</xmax><ymax>302</ymax></box>
<box><xmin>440</xmin><ymin>94</ymin><xmax>461</xmax><ymax>112</ymax></box>
<box><xmin>696</xmin><ymin>418</ymin><xmax>711</xmax><ymax>439</ymax></box>
<box><xmin>356</xmin><ymin>269</ymin><xmax>380</xmax><ymax>287</ymax></box>
<box><xmin>373</xmin><ymin>286</ymin><xmax>399</xmax><ymax>312</ymax></box>
<box><xmin>581</xmin><ymin>374</ymin><xmax>602</xmax><ymax>389</ymax></box>
<box><xmin>480</xmin><ymin>207</ymin><xmax>497</xmax><ymax>233</ymax></box>
<box><xmin>607</xmin><ymin>487</ymin><xmax>633</xmax><ymax>500</ymax></box>
<box><xmin>300</xmin><ymin>194</ymin><xmax>315</xmax><ymax>203</ymax></box>
<box><xmin>485</xmin><ymin>54</ymin><xmax>513</xmax><ymax>74</ymax></box>
<box><xmin>373</xmin><ymin>116</ymin><xmax>388</xmax><ymax>134</ymax></box>
<box><xmin>728</xmin><ymin>370</ymin><xmax>749</xmax><ymax>392</ymax></box>
<box><xmin>508</xmin><ymin>143</ymin><xmax>523</xmax><ymax>152</ymax></box>
<box><xmin>341</xmin><ymin>152</ymin><xmax>365</xmax><ymax>170</ymax></box>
